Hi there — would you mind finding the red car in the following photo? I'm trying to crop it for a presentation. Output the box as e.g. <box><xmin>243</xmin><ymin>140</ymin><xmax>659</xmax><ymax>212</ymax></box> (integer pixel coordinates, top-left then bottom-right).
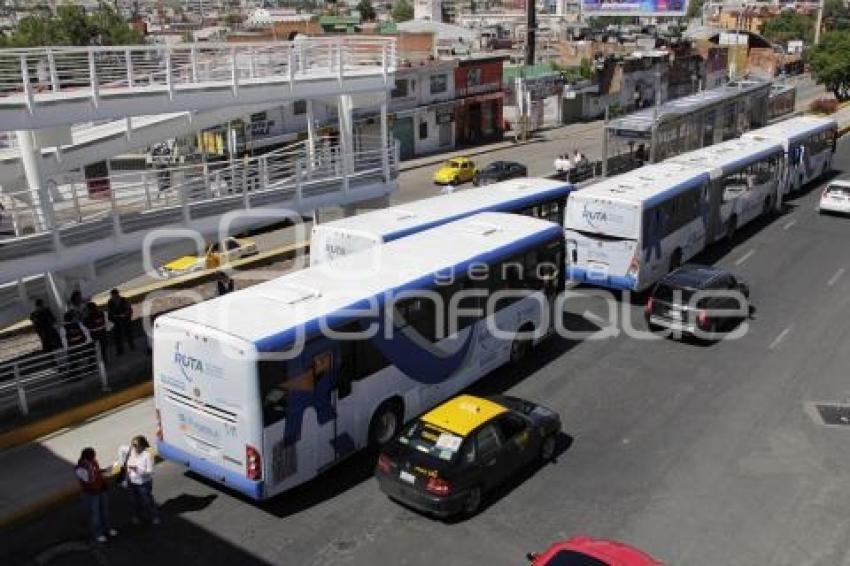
<box><xmin>527</xmin><ymin>536</ymin><xmax>662</xmax><ymax>566</ymax></box>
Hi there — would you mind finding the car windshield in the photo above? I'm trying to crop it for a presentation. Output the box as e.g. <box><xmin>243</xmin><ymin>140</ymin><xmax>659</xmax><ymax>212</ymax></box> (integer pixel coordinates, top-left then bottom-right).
<box><xmin>485</xmin><ymin>162</ymin><xmax>503</xmax><ymax>171</ymax></box>
<box><xmin>543</xmin><ymin>550</ymin><xmax>607</xmax><ymax>566</ymax></box>
<box><xmin>446</xmin><ymin>160</ymin><xmax>462</xmax><ymax>168</ymax></box>
<box><xmin>397</xmin><ymin>420</ymin><xmax>465</xmax><ymax>463</ymax></box>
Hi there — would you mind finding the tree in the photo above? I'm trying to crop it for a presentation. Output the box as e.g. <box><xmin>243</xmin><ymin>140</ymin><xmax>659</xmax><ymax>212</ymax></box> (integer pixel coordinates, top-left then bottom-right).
<box><xmin>391</xmin><ymin>0</ymin><xmax>413</xmax><ymax>23</ymax></box>
<box><xmin>761</xmin><ymin>12</ymin><xmax>815</xmax><ymax>45</ymax></box>
<box><xmin>0</xmin><ymin>3</ymin><xmax>144</xmax><ymax>48</ymax></box>
<box><xmin>808</xmin><ymin>30</ymin><xmax>850</xmax><ymax>100</ymax></box>
<box><xmin>687</xmin><ymin>0</ymin><xmax>704</xmax><ymax>20</ymax></box>
<box><xmin>357</xmin><ymin>0</ymin><xmax>377</xmax><ymax>22</ymax></box>
<box><xmin>824</xmin><ymin>0</ymin><xmax>850</xmax><ymax>32</ymax></box>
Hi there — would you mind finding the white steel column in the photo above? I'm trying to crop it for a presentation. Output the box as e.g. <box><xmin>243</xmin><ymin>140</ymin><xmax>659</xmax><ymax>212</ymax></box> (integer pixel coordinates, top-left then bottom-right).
<box><xmin>380</xmin><ymin>98</ymin><xmax>390</xmax><ymax>183</ymax></box>
<box><xmin>16</xmin><ymin>129</ymin><xmax>55</xmax><ymax>233</ymax></box>
<box><xmin>337</xmin><ymin>94</ymin><xmax>354</xmax><ymax>191</ymax></box>
<box><xmin>306</xmin><ymin>99</ymin><xmax>317</xmax><ymax>170</ymax></box>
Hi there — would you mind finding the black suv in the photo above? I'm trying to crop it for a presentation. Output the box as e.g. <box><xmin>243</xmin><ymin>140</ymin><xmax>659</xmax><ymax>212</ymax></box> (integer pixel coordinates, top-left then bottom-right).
<box><xmin>645</xmin><ymin>264</ymin><xmax>750</xmax><ymax>338</ymax></box>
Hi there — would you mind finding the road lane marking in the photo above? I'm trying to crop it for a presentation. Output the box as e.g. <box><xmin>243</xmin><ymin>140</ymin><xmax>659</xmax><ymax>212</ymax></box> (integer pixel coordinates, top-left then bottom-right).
<box><xmin>783</xmin><ymin>219</ymin><xmax>797</xmax><ymax>230</ymax></box>
<box><xmin>768</xmin><ymin>327</ymin><xmax>791</xmax><ymax>351</ymax></box>
<box><xmin>828</xmin><ymin>268</ymin><xmax>845</xmax><ymax>287</ymax></box>
<box><xmin>735</xmin><ymin>249</ymin><xmax>756</xmax><ymax>266</ymax></box>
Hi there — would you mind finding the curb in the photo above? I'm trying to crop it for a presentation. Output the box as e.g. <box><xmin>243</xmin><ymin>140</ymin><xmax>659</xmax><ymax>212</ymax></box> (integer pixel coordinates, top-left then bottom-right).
<box><xmin>0</xmin><ymin>381</ymin><xmax>154</xmax><ymax>452</ymax></box>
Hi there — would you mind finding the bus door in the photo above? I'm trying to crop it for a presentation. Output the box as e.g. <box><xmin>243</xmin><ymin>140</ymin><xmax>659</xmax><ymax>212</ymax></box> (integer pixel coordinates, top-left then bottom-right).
<box><xmin>706</xmin><ymin>180</ymin><xmax>724</xmax><ymax>244</ymax></box>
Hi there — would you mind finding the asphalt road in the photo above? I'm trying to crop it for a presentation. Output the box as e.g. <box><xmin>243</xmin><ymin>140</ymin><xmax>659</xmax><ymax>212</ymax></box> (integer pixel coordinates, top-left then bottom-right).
<box><xmin>3</xmin><ymin>136</ymin><xmax>850</xmax><ymax>565</ymax></box>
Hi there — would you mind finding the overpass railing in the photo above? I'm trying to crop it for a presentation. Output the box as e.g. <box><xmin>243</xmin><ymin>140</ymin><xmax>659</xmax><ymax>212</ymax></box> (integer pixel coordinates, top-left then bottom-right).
<box><xmin>0</xmin><ymin>341</ymin><xmax>108</xmax><ymax>418</ymax></box>
<box><xmin>0</xmin><ymin>36</ymin><xmax>396</xmax><ymax>105</ymax></box>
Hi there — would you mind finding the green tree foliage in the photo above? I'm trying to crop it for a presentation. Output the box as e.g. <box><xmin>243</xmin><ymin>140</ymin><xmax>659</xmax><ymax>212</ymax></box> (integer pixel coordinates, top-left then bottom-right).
<box><xmin>809</xmin><ymin>30</ymin><xmax>850</xmax><ymax>100</ymax></box>
<box><xmin>761</xmin><ymin>12</ymin><xmax>814</xmax><ymax>45</ymax></box>
<box><xmin>824</xmin><ymin>0</ymin><xmax>850</xmax><ymax>32</ymax></box>
<box><xmin>0</xmin><ymin>4</ymin><xmax>145</xmax><ymax>48</ymax></box>
<box><xmin>357</xmin><ymin>0</ymin><xmax>377</xmax><ymax>22</ymax></box>
<box><xmin>687</xmin><ymin>0</ymin><xmax>704</xmax><ymax>20</ymax></box>
<box><xmin>391</xmin><ymin>0</ymin><xmax>414</xmax><ymax>23</ymax></box>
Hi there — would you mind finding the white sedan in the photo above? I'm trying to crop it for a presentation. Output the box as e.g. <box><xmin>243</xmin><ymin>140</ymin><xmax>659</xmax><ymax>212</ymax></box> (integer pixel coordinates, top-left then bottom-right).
<box><xmin>819</xmin><ymin>180</ymin><xmax>850</xmax><ymax>215</ymax></box>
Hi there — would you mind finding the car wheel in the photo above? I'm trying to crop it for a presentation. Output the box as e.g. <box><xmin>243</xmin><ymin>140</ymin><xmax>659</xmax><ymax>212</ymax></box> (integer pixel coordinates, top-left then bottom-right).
<box><xmin>453</xmin><ymin>176</ymin><xmax>460</xmax><ymax>185</ymax></box>
<box><xmin>540</xmin><ymin>434</ymin><xmax>556</xmax><ymax>462</ymax></box>
<box><xmin>462</xmin><ymin>486</ymin><xmax>483</xmax><ymax>516</ymax></box>
<box><xmin>369</xmin><ymin>400</ymin><xmax>403</xmax><ymax>447</ymax></box>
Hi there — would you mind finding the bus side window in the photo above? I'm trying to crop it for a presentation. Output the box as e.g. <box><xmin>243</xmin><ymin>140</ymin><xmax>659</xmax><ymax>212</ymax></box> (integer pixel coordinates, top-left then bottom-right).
<box><xmin>259</xmin><ymin>358</ymin><xmax>289</xmax><ymax>426</ymax></box>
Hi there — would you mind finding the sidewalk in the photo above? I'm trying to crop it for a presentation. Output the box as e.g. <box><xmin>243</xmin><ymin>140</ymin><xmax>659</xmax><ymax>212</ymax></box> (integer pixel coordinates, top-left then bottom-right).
<box><xmin>0</xmin><ymin>395</ymin><xmax>156</xmax><ymax>529</ymax></box>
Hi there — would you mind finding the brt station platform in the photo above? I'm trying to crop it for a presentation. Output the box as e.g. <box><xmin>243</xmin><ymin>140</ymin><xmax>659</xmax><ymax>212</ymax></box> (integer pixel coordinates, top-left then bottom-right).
<box><xmin>602</xmin><ymin>79</ymin><xmax>773</xmax><ymax>174</ymax></box>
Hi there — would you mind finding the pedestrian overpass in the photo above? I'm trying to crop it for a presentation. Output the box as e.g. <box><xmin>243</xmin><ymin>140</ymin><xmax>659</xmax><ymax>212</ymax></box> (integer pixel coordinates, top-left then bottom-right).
<box><xmin>0</xmin><ymin>37</ymin><xmax>399</xmax><ymax>329</ymax></box>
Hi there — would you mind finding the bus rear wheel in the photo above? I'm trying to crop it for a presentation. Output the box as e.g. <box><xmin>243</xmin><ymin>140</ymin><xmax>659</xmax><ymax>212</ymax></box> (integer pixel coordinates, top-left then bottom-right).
<box><xmin>369</xmin><ymin>399</ymin><xmax>403</xmax><ymax>447</ymax></box>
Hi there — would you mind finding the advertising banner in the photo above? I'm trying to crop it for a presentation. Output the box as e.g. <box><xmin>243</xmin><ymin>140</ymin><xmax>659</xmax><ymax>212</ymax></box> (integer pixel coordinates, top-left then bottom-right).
<box><xmin>581</xmin><ymin>0</ymin><xmax>689</xmax><ymax>17</ymax></box>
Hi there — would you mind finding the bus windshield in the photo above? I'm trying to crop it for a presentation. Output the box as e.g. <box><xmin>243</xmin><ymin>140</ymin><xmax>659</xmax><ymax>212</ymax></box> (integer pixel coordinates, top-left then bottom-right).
<box><xmin>565</xmin><ymin>198</ymin><xmax>639</xmax><ymax>240</ymax></box>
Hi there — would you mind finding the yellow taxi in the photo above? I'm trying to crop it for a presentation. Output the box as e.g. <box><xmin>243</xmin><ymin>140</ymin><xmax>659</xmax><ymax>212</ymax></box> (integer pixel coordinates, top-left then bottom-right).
<box><xmin>375</xmin><ymin>394</ymin><xmax>561</xmax><ymax>518</ymax></box>
<box><xmin>433</xmin><ymin>157</ymin><xmax>477</xmax><ymax>185</ymax></box>
<box><xmin>158</xmin><ymin>236</ymin><xmax>258</xmax><ymax>278</ymax></box>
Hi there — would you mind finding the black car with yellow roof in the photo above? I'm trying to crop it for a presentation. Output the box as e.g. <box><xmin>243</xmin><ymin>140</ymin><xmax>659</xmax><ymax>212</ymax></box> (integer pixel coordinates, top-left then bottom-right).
<box><xmin>375</xmin><ymin>394</ymin><xmax>561</xmax><ymax>518</ymax></box>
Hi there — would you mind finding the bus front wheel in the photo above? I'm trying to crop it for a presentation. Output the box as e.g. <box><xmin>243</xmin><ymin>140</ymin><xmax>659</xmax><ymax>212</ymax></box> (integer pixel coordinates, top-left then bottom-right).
<box><xmin>369</xmin><ymin>399</ymin><xmax>403</xmax><ymax>447</ymax></box>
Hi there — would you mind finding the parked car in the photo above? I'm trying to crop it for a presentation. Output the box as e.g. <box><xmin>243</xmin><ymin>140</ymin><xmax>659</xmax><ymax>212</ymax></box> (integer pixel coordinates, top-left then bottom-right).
<box><xmin>527</xmin><ymin>536</ymin><xmax>662</xmax><ymax>566</ymax></box>
<box><xmin>644</xmin><ymin>264</ymin><xmax>750</xmax><ymax>338</ymax></box>
<box><xmin>433</xmin><ymin>157</ymin><xmax>477</xmax><ymax>185</ymax></box>
<box><xmin>375</xmin><ymin>394</ymin><xmax>561</xmax><ymax>518</ymax></box>
<box><xmin>159</xmin><ymin>236</ymin><xmax>258</xmax><ymax>278</ymax></box>
<box><xmin>473</xmin><ymin>160</ymin><xmax>528</xmax><ymax>186</ymax></box>
<box><xmin>818</xmin><ymin>179</ymin><xmax>850</xmax><ymax>215</ymax></box>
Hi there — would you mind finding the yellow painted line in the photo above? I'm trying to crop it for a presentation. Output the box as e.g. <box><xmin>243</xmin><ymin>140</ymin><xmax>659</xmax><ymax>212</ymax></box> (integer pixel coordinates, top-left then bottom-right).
<box><xmin>0</xmin><ymin>381</ymin><xmax>154</xmax><ymax>452</ymax></box>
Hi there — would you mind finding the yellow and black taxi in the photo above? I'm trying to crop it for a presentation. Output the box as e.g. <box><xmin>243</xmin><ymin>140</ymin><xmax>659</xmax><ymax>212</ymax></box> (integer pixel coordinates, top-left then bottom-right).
<box><xmin>375</xmin><ymin>394</ymin><xmax>561</xmax><ymax>518</ymax></box>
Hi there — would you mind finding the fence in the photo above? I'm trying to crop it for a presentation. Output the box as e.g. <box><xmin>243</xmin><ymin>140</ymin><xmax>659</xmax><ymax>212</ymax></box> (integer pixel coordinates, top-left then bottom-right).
<box><xmin>1</xmin><ymin>136</ymin><xmax>397</xmax><ymax>239</ymax></box>
<box><xmin>0</xmin><ymin>341</ymin><xmax>108</xmax><ymax>418</ymax></box>
<box><xmin>0</xmin><ymin>37</ymin><xmax>396</xmax><ymax>105</ymax></box>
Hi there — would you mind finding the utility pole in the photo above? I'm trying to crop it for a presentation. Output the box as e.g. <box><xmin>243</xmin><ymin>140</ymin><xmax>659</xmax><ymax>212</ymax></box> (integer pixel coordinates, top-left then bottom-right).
<box><xmin>814</xmin><ymin>0</ymin><xmax>824</xmax><ymax>45</ymax></box>
<box><xmin>526</xmin><ymin>0</ymin><xmax>536</xmax><ymax>66</ymax></box>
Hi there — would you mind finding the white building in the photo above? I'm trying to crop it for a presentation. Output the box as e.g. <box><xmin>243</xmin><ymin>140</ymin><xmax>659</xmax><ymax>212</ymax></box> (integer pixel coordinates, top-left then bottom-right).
<box><xmin>415</xmin><ymin>0</ymin><xmax>442</xmax><ymax>21</ymax></box>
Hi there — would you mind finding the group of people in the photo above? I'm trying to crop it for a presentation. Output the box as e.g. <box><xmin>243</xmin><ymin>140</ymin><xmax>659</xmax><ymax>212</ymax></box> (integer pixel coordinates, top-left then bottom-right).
<box><xmin>554</xmin><ymin>150</ymin><xmax>589</xmax><ymax>172</ymax></box>
<box><xmin>29</xmin><ymin>288</ymin><xmax>135</xmax><ymax>361</ymax></box>
<box><xmin>75</xmin><ymin>435</ymin><xmax>160</xmax><ymax>543</ymax></box>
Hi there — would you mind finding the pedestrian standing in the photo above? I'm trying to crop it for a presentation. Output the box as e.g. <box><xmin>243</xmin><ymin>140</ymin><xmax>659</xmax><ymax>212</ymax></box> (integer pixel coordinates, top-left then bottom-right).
<box><xmin>67</xmin><ymin>290</ymin><xmax>85</xmax><ymax>322</ymax></box>
<box><xmin>74</xmin><ymin>447</ymin><xmax>118</xmax><ymax>543</ymax></box>
<box><xmin>127</xmin><ymin>435</ymin><xmax>160</xmax><ymax>525</ymax></box>
<box><xmin>81</xmin><ymin>301</ymin><xmax>109</xmax><ymax>362</ymax></box>
<box><xmin>30</xmin><ymin>298</ymin><xmax>61</xmax><ymax>352</ymax></box>
<box><xmin>61</xmin><ymin>312</ymin><xmax>90</xmax><ymax>380</ymax></box>
<box><xmin>107</xmin><ymin>289</ymin><xmax>135</xmax><ymax>356</ymax></box>
<box><xmin>216</xmin><ymin>271</ymin><xmax>235</xmax><ymax>296</ymax></box>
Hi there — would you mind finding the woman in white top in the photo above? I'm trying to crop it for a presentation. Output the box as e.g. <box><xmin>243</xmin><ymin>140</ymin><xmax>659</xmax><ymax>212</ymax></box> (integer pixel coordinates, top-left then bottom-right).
<box><xmin>127</xmin><ymin>435</ymin><xmax>160</xmax><ymax>525</ymax></box>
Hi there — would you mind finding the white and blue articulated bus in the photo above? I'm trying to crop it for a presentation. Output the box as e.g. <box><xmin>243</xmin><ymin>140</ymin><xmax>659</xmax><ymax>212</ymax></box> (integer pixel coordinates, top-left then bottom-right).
<box><xmin>742</xmin><ymin>115</ymin><xmax>837</xmax><ymax>193</ymax></box>
<box><xmin>566</xmin><ymin>136</ymin><xmax>788</xmax><ymax>292</ymax></box>
<box><xmin>153</xmin><ymin>212</ymin><xmax>565</xmax><ymax>499</ymax></box>
<box><xmin>565</xmin><ymin>163</ymin><xmax>710</xmax><ymax>292</ymax></box>
<box><xmin>310</xmin><ymin>177</ymin><xmax>573</xmax><ymax>265</ymax></box>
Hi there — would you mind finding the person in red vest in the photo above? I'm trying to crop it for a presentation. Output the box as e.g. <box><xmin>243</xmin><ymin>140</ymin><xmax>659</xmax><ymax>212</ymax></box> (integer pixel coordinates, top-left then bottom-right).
<box><xmin>74</xmin><ymin>447</ymin><xmax>118</xmax><ymax>543</ymax></box>
<box><xmin>61</xmin><ymin>312</ymin><xmax>90</xmax><ymax>381</ymax></box>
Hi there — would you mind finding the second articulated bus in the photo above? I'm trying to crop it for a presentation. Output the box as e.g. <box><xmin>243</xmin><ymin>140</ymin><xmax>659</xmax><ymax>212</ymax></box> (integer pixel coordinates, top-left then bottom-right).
<box><xmin>310</xmin><ymin>177</ymin><xmax>573</xmax><ymax>265</ymax></box>
<box><xmin>154</xmin><ymin>212</ymin><xmax>565</xmax><ymax>499</ymax></box>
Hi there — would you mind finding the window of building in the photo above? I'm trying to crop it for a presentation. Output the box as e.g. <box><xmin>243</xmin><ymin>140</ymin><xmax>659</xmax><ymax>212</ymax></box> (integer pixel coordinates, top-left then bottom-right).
<box><xmin>419</xmin><ymin>120</ymin><xmax>428</xmax><ymax>140</ymax></box>
<box><xmin>430</xmin><ymin>74</ymin><xmax>447</xmax><ymax>94</ymax></box>
<box><xmin>293</xmin><ymin>100</ymin><xmax>307</xmax><ymax>115</ymax></box>
<box><xmin>391</xmin><ymin>79</ymin><xmax>409</xmax><ymax>98</ymax></box>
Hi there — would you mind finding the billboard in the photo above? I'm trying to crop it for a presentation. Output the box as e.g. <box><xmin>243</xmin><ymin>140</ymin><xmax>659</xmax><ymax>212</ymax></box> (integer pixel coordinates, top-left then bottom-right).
<box><xmin>581</xmin><ymin>0</ymin><xmax>689</xmax><ymax>17</ymax></box>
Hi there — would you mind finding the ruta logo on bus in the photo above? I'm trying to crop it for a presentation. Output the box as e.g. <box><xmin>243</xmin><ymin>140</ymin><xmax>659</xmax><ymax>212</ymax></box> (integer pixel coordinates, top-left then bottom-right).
<box><xmin>581</xmin><ymin>204</ymin><xmax>609</xmax><ymax>228</ymax></box>
<box><xmin>174</xmin><ymin>342</ymin><xmax>204</xmax><ymax>382</ymax></box>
